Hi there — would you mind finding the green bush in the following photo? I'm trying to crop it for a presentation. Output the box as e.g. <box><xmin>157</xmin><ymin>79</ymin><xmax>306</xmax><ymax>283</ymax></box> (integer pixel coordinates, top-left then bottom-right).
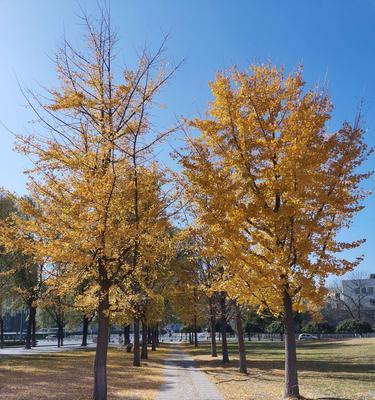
<box><xmin>266</xmin><ymin>320</ymin><xmax>284</xmax><ymax>334</ymax></box>
<box><xmin>215</xmin><ymin>321</ymin><xmax>234</xmax><ymax>334</ymax></box>
<box><xmin>301</xmin><ymin>321</ymin><xmax>334</xmax><ymax>334</ymax></box>
<box><xmin>245</xmin><ymin>321</ymin><xmax>264</xmax><ymax>334</ymax></box>
<box><xmin>336</xmin><ymin>319</ymin><xmax>373</xmax><ymax>334</ymax></box>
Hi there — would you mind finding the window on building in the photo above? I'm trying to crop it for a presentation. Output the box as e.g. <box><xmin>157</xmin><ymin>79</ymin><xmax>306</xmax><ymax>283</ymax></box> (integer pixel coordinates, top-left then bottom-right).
<box><xmin>355</xmin><ymin>288</ymin><xmax>360</xmax><ymax>295</ymax></box>
<box><xmin>368</xmin><ymin>287</ymin><xmax>374</xmax><ymax>295</ymax></box>
<box><xmin>370</xmin><ymin>299</ymin><xmax>375</xmax><ymax>306</ymax></box>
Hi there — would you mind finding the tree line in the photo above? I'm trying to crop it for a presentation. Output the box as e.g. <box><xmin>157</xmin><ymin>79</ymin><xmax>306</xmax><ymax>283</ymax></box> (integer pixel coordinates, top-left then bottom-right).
<box><xmin>0</xmin><ymin>8</ymin><xmax>371</xmax><ymax>400</ymax></box>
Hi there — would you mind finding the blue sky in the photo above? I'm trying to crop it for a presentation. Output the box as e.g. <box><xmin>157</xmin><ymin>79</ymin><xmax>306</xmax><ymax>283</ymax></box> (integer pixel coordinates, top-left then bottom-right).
<box><xmin>0</xmin><ymin>0</ymin><xmax>374</xmax><ymax>279</ymax></box>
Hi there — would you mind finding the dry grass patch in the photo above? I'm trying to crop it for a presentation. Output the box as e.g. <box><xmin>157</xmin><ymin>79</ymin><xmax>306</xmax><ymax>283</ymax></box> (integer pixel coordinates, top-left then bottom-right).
<box><xmin>0</xmin><ymin>345</ymin><xmax>169</xmax><ymax>400</ymax></box>
<box><xmin>187</xmin><ymin>338</ymin><xmax>375</xmax><ymax>400</ymax></box>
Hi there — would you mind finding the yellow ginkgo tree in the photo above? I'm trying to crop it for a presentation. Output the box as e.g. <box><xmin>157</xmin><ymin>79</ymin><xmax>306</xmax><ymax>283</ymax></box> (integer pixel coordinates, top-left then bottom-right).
<box><xmin>182</xmin><ymin>64</ymin><xmax>371</xmax><ymax>398</ymax></box>
<box><xmin>0</xmin><ymin>9</ymin><xmax>179</xmax><ymax>400</ymax></box>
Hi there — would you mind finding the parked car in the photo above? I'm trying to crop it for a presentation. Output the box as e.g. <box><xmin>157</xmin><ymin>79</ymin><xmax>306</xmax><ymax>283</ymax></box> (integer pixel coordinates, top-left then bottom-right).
<box><xmin>298</xmin><ymin>333</ymin><xmax>318</xmax><ymax>340</ymax></box>
<box><xmin>45</xmin><ymin>334</ymin><xmax>57</xmax><ymax>340</ymax></box>
<box><xmin>198</xmin><ymin>333</ymin><xmax>209</xmax><ymax>340</ymax></box>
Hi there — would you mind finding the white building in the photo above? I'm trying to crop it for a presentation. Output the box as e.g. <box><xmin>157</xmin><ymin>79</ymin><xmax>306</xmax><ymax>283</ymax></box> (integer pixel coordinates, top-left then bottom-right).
<box><xmin>335</xmin><ymin>274</ymin><xmax>375</xmax><ymax>323</ymax></box>
<box><xmin>342</xmin><ymin>274</ymin><xmax>375</xmax><ymax>307</ymax></box>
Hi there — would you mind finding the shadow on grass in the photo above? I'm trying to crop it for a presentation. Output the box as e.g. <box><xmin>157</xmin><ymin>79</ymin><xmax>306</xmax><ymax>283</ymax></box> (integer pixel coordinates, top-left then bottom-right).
<box><xmin>192</xmin><ymin>355</ymin><xmax>373</xmax><ymax>381</ymax></box>
<box><xmin>303</xmin><ymin>398</ymin><xmax>355</xmax><ymax>400</ymax></box>
<box><xmin>186</xmin><ymin>339</ymin><xmax>374</xmax><ymax>380</ymax></box>
<box><xmin>185</xmin><ymin>340</ymin><xmax>363</xmax><ymax>356</ymax></box>
<box><xmin>0</xmin><ymin>346</ymin><xmax>168</xmax><ymax>400</ymax></box>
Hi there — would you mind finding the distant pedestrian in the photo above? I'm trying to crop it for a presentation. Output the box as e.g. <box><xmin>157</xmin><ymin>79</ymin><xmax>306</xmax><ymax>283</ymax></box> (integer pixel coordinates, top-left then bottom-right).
<box><xmin>118</xmin><ymin>333</ymin><xmax>124</xmax><ymax>350</ymax></box>
<box><xmin>126</xmin><ymin>342</ymin><xmax>133</xmax><ymax>353</ymax></box>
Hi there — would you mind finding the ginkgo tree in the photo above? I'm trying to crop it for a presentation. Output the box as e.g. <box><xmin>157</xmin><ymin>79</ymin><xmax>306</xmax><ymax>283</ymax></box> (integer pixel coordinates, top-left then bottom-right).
<box><xmin>0</xmin><ymin>9</ymin><xmax>179</xmax><ymax>400</ymax></box>
<box><xmin>0</xmin><ymin>191</ymin><xmax>18</xmax><ymax>349</ymax></box>
<box><xmin>182</xmin><ymin>64</ymin><xmax>371</xmax><ymax>398</ymax></box>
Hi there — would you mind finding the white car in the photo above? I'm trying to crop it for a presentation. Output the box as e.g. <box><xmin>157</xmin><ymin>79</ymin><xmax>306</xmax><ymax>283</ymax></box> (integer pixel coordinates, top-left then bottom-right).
<box><xmin>298</xmin><ymin>333</ymin><xmax>318</xmax><ymax>340</ymax></box>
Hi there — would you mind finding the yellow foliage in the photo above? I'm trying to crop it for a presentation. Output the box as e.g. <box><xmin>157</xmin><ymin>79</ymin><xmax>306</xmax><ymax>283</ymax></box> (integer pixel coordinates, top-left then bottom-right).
<box><xmin>182</xmin><ymin>64</ymin><xmax>371</xmax><ymax>316</ymax></box>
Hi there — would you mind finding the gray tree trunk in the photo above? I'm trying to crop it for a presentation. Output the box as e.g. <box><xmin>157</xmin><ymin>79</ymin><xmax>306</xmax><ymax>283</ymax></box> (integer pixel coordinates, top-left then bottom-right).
<box><xmin>25</xmin><ymin>303</ymin><xmax>33</xmax><ymax>350</ymax></box>
<box><xmin>235</xmin><ymin>305</ymin><xmax>247</xmax><ymax>374</ymax></box>
<box><xmin>0</xmin><ymin>315</ymin><xmax>4</xmax><ymax>349</ymax></box>
<box><xmin>194</xmin><ymin>315</ymin><xmax>198</xmax><ymax>348</ymax></box>
<box><xmin>93</xmin><ymin>279</ymin><xmax>110</xmax><ymax>400</ymax></box>
<box><xmin>141</xmin><ymin>320</ymin><xmax>148</xmax><ymax>359</ymax></box>
<box><xmin>31</xmin><ymin>308</ymin><xmax>37</xmax><ymax>347</ymax></box>
<box><xmin>124</xmin><ymin>325</ymin><xmax>130</xmax><ymax>345</ymax></box>
<box><xmin>209</xmin><ymin>298</ymin><xmax>217</xmax><ymax>357</ymax></box>
<box><xmin>151</xmin><ymin>328</ymin><xmax>157</xmax><ymax>351</ymax></box>
<box><xmin>81</xmin><ymin>316</ymin><xmax>89</xmax><ymax>346</ymax></box>
<box><xmin>283</xmin><ymin>291</ymin><xmax>299</xmax><ymax>398</ymax></box>
<box><xmin>220</xmin><ymin>293</ymin><xmax>229</xmax><ymax>363</ymax></box>
<box><xmin>133</xmin><ymin>319</ymin><xmax>140</xmax><ymax>366</ymax></box>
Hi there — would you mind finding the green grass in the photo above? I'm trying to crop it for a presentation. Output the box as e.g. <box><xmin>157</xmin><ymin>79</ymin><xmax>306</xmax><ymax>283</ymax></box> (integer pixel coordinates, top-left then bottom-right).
<box><xmin>187</xmin><ymin>338</ymin><xmax>375</xmax><ymax>400</ymax></box>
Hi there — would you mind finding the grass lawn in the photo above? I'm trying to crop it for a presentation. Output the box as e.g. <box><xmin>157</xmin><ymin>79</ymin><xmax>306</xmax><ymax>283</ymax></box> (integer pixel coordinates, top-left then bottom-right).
<box><xmin>187</xmin><ymin>337</ymin><xmax>375</xmax><ymax>400</ymax></box>
<box><xmin>0</xmin><ymin>345</ymin><xmax>169</xmax><ymax>400</ymax></box>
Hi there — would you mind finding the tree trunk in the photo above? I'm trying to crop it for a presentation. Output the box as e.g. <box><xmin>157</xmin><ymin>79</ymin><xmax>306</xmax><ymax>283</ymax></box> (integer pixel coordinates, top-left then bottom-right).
<box><xmin>93</xmin><ymin>281</ymin><xmax>110</xmax><ymax>400</ymax></box>
<box><xmin>141</xmin><ymin>320</ymin><xmax>148</xmax><ymax>359</ymax></box>
<box><xmin>124</xmin><ymin>325</ymin><xmax>130</xmax><ymax>345</ymax></box>
<box><xmin>151</xmin><ymin>328</ymin><xmax>157</xmax><ymax>351</ymax></box>
<box><xmin>188</xmin><ymin>331</ymin><xmax>192</xmax><ymax>344</ymax></box>
<box><xmin>133</xmin><ymin>318</ymin><xmax>140</xmax><ymax>367</ymax></box>
<box><xmin>235</xmin><ymin>305</ymin><xmax>247</xmax><ymax>374</ymax></box>
<box><xmin>220</xmin><ymin>293</ymin><xmax>229</xmax><ymax>363</ymax></box>
<box><xmin>156</xmin><ymin>325</ymin><xmax>159</xmax><ymax>347</ymax></box>
<box><xmin>60</xmin><ymin>324</ymin><xmax>64</xmax><ymax>347</ymax></box>
<box><xmin>81</xmin><ymin>316</ymin><xmax>89</xmax><ymax>347</ymax></box>
<box><xmin>57</xmin><ymin>325</ymin><xmax>61</xmax><ymax>348</ymax></box>
<box><xmin>283</xmin><ymin>290</ymin><xmax>299</xmax><ymax>398</ymax></box>
<box><xmin>147</xmin><ymin>327</ymin><xmax>152</xmax><ymax>345</ymax></box>
<box><xmin>0</xmin><ymin>315</ymin><xmax>4</xmax><ymax>349</ymax></box>
<box><xmin>31</xmin><ymin>307</ymin><xmax>37</xmax><ymax>347</ymax></box>
<box><xmin>57</xmin><ymin>321</ymin><xmax>64</xmax><ymax>347</ymax></box>
<box><xmin>194</xmin><ymin>315</ymin><xmax>198</xmax><ymax>348</ymax></box>
<box><xmin>25</xmin><ymin>303</ymin><xmax>33</xmax><ymax>349</ymax></box>
<box><xmin>209</xmin><ymin>299</ymin><xmax>217</xmax><ymax>357</ymax></box>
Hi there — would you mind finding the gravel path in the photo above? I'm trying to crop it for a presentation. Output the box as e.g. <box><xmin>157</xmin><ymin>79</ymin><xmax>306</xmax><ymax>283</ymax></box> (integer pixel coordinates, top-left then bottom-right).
<box><xmin>0</xmin><ymin>342</ymin><xmax>95</xmax><ymax>356</ymax></box>
<box><xmin>157</xmin><ymin>345</ymin><xmax>223</xmax><ymax>400</ymax></box>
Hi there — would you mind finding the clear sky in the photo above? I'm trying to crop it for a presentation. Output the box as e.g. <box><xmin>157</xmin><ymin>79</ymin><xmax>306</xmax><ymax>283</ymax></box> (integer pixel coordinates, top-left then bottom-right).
<box><xmin>0</xmin><ymin>0</ymin><xmax>374</xmax><ymax>279</ymax></box>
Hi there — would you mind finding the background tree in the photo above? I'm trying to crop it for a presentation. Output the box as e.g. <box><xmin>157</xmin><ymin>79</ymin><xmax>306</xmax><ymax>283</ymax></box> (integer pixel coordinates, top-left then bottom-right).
<box><xmin>266</xmin><ymin>320</ymin><xmax>284</xmax><ymax>341</ymax></box>
<box><xmin>169</xmin><ymin>250</ymin><xmax>207</xmax><ymax>348</ymax></box>
<box><xmin>13</xmin><ymin>259</ymin><xmax>44</xmax><ymax>349</ymax></box>
<box><xmin>244</xmin><ymin>307</ymin><xmax>271</xmax><ymax>340</ymax></box>
<box><xmin>336</xmin><ymin>319</ymin><xmax>373</xmax><ymax>336</ymax></box>
<box><xmin>38</xmin><ymin>271</ymin><xmax>76</xmax><ymax>348</ymax></box>
<box><xmin>234</xmin><ymin>302</ymin><xmax>247</xmax><ymax>373</ymax></box>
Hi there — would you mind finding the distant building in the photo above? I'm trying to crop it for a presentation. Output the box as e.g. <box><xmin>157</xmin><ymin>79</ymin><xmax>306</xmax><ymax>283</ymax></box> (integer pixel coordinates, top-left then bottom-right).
<box><xmin>342</xmin><ymin>274</ymin><xmax>375</xmax><ymax>308</ymax></box>
<box><xmin>327</xmin><ymin>274</ymin><xmax>375</xmax><ymax>325</ymax></box>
